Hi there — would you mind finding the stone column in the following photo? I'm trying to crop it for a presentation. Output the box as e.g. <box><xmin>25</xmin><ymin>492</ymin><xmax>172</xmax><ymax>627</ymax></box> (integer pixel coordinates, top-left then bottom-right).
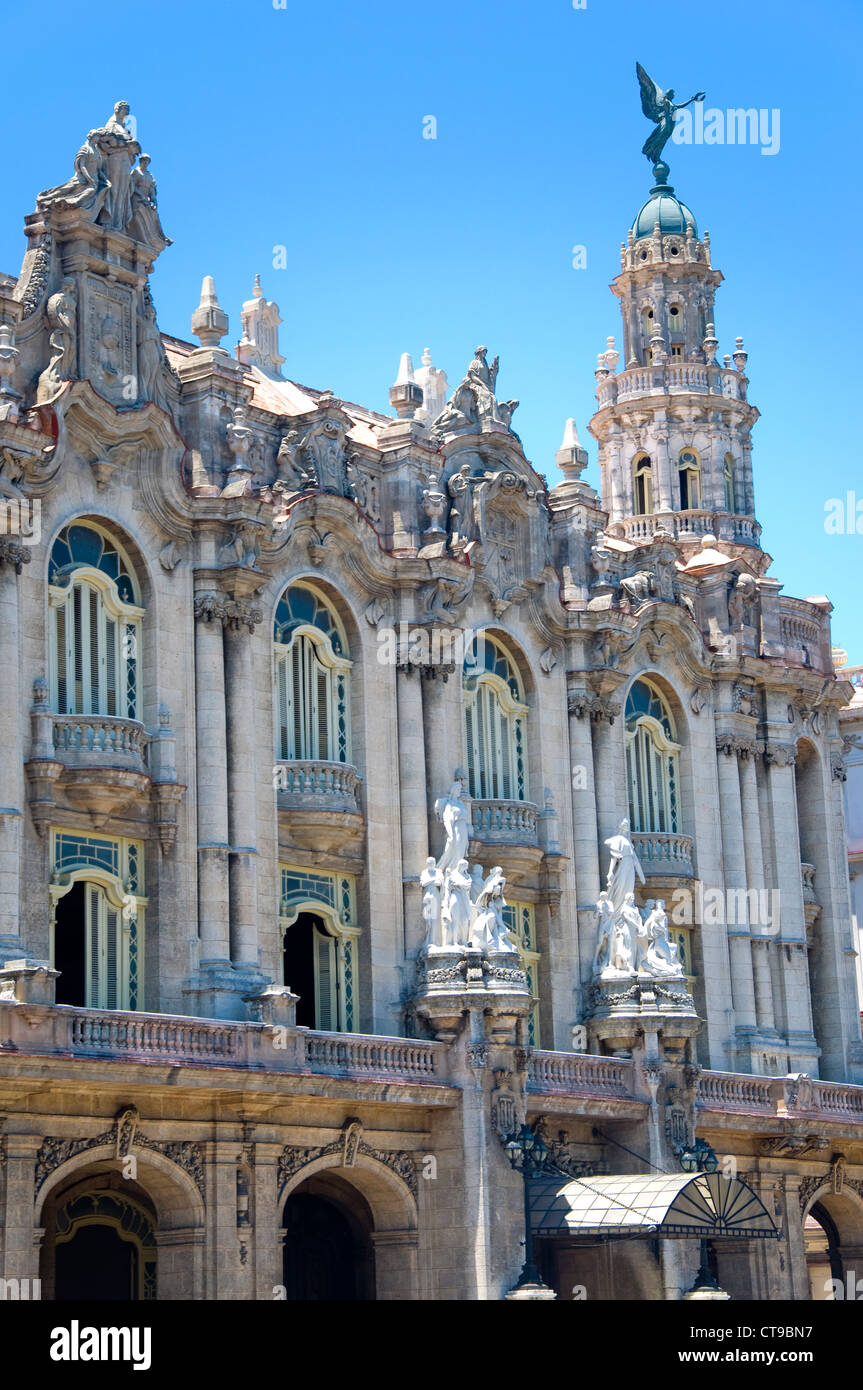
<box><xmin>567</xmin><ymin>687</ymin><xmax>601</xmax><ymax>990</ymax></box>
<box><xmin>421</xmin><ymin>659</ymin><xmax>464</xmax><ymax>860</ymax></box>
<box><xmin>252</xmin><ymin>1142</ymin><xmax>283</xmax><ymax>1300</ymax></box>
<box><xmin>396</xmin><ymin>663</ymin><xmax>429</xmax><ymax>958</ymax></box>
<box><xmin>716</xmin><ymin>736</ymin><xmax>757</xmax><ymax>1035</ymax></box>
<box><xmin>653</xmin><ymin>428</ymin><xmax>674</xmax><ymax>513</ymax></box>
<box><xmin>0</xmin><ymin>545</ymin><xmax>26</xmax><ymax>961</ymax></box>
<box><xmin>1</xmin><ymin>1133</ymin><xmax>41</xmax><ymax>1282</ymax></box>
<box><xmin>591</xmin><ymin>696</ymin><xmax>625</xmax><ymax>850</ymax></box>
<box><xmin>223</xmin><ymin>607</ymin><xmax>261</xmax><ymax>973</ymax></box>
<box><xmin>764</xmin><ymin>743</ymin><xmax>817</xmax><ymax>1069</ymax></box>
<box><xmin>739</xmin><ymin>747</ymin><xmax>775</xmax><ymax>1033</ymax></box>
<box><xmin>193</xmin><ymin>593</ymin><xmax>231</xmax><ymax>966</ymax></box>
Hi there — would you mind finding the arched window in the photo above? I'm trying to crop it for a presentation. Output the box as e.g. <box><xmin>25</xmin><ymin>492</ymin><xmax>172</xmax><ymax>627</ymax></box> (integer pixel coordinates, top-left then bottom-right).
<box><xmin>48</xmin><ymin>524</ymin><xmax>143</xmax><ymax>720</ymax></box>
<box><xmin>724</xmin><ymin>453</ymin><xmax>736</xmax><ymax>511</ymax></box>
<box><xmin>273</xmin><ymin>583</ymin><xmax>351</xmax><ymax>763</ymax></box>
<box><xmin>632</xmin><ymin>454</ymin><xmax>654</xmax><ymax>515</ymax></box>
<box><xmin>642</xmin><ymin>306</ymin><xmax>655</xmax><ymax>364</ymax></box>
<box><xmin>678</xmin><ymin>450</ymin><xmax>701</xmax><ymax>510</ymax></box>
<box><xmin>464</xmin><ymin>634</ymin><xmax>528</xmax><ymax>801</ymax></box>
<box><xmin>625</xmin><ymin>678</ymin><xmax>681</xmax><ymax>834</ymax></box>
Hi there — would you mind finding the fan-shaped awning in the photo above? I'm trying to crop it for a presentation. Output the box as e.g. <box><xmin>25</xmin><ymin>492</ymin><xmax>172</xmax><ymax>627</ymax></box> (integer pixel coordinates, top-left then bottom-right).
<box><xmin>529</xmin><ymin>1171</ymin><xmax>778</xmax><ymax>1239</ymax></box>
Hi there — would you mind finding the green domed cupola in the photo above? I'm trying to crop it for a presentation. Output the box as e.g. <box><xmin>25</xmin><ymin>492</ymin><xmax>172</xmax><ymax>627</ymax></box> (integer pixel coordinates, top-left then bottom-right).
<box><xmin>632</xmin><ymin>162</ymin><xmax>697</xmax><ymax>241</ymax></box>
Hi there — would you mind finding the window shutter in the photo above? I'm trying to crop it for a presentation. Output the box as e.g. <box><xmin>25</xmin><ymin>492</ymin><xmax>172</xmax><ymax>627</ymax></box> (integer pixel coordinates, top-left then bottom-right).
<box><xmin>105</xmin><ymin>908</ymin><xmax>119</xmax><ymax>1009</ymax></box>
<box><xmin>465</xmin><ymin>705</ymin><xmax>475</xmax><ymax>796</ymax></box>
<box><xmin>314</xmin><ymin>925</ymin><xmax>335</xmax><ymax>1030</ymax></box>
<box><xmin>105</xmin><ymin>617</ymin><xmax>117</xmax><ymax>716</ymax></box>
<box><xmin>316</xmin><ymin>663</ymin><xmax>329</xmax><ymax>761</ymax></box>
<box><xmin>87</xmin><ymin>885</ymin><xmax>100</xmax><ymax>1006</ymax></box>
<box><xmin>89</xmin><ymin>588</ymin><xmax>100</xmax><ymax>713</ymax></box>
<box><xmin>56</xmin><ymin>601</ymin><xmax>67</xmax><ymax>712</ymax></box>
<box><xmin>292</xmin><ymin>641</ymin><xmax>304</xmax><ymax>759</ymax></box>
<box><xmin>73</xmin><ymin>585</ymin><xmax>84</xmax><ymax>713</ymax></box>
<box><xmin>276</xmin><ymin>653</ymin><xmax>289</xmax><ymax>761</ymax></box>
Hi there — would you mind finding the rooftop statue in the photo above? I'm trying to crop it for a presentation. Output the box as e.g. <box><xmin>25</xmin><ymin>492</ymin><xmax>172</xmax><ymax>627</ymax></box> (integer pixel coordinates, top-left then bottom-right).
<box><xmin>636</xmin><ymin>63</ymin><xmax>705</xmax><ymax>173</ymax></box>
<box><xmin>428</xmin><ymin>346</ymin><xmax>519</xmax><ymax>447</ymax></box>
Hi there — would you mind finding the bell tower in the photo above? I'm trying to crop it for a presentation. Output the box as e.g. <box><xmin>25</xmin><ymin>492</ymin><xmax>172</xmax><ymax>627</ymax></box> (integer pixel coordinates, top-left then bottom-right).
<box><xmin>589</xmin><ymin>159</ymin><xmax>761</xmax><ymax>559</ymax></box>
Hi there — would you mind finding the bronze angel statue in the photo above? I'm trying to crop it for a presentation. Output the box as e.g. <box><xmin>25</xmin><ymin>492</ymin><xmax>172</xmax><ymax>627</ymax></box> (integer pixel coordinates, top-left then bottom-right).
<box><xmin>636</xmin><ymin>63</ymin><xmax>705</xmax><ymax>170</ymax></box>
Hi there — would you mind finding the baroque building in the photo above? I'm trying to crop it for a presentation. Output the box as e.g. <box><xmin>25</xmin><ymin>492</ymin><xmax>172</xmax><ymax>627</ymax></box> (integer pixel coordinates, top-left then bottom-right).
<box><xmin>0</xmin><ymin>101</ymin><xmax>861</xmax><ymax>1303</ymax></box>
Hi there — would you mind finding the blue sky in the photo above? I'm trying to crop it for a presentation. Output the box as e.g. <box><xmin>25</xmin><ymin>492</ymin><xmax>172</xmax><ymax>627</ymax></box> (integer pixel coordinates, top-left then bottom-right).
<box><xmin>2</xmin><ymin>0</ymin><xmax>861</xmax><ymax>657</ymax></box>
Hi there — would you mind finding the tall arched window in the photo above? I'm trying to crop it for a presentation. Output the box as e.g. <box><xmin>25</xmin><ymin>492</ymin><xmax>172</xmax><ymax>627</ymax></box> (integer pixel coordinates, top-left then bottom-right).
<box><xmin>632</xmin><ymin>454</ymin><xmax>654</xmax><ymax>515</ymax></box>
<box><xmin>48</xmin><ymin>524</ymin><xmax>143</xmax><ymax>720</ymax></box>
<box><xmin>273</xmin><ymin>583</ymin><xmax>351</xmax><ymax>763</ymax></box>
<box><xmin>625</xmin><ymin>678</ymin><xmax>681</xmax><ymax>834</ymax></box>
<box><xmin>464</xmin><ymin>634</ymin><xmax>528</xmax><ymax>801</ymax></box>
<box><xmin>678</xmin><ymin>450</ymin><xmax>701</xmax><ymax>510</ymax></box>
<box><xmin>724</xmin><ymin>453</ymin><xmax>736</xmax><ymax>511</ymax></box>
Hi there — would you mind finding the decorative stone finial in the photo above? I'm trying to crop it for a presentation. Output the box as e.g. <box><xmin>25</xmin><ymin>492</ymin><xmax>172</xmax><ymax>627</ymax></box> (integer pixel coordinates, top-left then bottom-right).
<box><xmin>733</xmin><ymin>336</ymin><xmax>748</xmax><ymax>373</ymax></box>
<box><xmin>415</xmin><ymin>348</ymin><xmax>449</xmax><ymax>425</ymax></box>
<box><xmin>191</xmin><ymin>276</ymin><xmax>229</xmax><ymax>351</ymax></box>
<box><xmin>702</xmin><ymin>322</ymin><xmax>718</xmax><ymax>363</ymax></box>
<box><xmin>389</xmin><ymin>353</ymin><xmax>423</xmax><ymax>419</ymax></box>
<box><xmin>556</xmin><ymin>418</ymin><xmax>588</xmax><ymax>481</ymax></box>
<box><xmin>237</xmin><ymin>275</ymin><xmax>284</xmax><ymax>377</ymax></box>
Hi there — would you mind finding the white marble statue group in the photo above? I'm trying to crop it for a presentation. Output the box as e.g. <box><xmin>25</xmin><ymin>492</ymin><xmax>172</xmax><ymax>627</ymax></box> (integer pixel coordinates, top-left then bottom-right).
<box><xmin>593</xmin><ymin>819</ymin><xmax>684</xmax><ymax>979</ymax></box>
<box><xmin>421</xmin><ymin>774</ymin><xmax>517</xmax><ymax>954</ymax></box>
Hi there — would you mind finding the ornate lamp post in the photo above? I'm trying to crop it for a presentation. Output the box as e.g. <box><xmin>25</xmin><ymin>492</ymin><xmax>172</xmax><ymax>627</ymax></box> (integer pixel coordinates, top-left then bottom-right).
<box><xmin>678</xmin><ymin>1138</ymin><xmax>729</xmax><ymax>1299</ymax></box>
<box><xmin>504</xmin><ymin>1124</ymin><xmax>556</xmax><ymax>1298</ymax></box>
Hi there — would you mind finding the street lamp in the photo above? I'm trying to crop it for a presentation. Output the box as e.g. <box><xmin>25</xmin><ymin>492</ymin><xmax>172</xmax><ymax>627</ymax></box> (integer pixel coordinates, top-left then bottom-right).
<box><xmin>679</xmin><ymin>1137</ymin><xmax>719</xmax><ymax>1174</ymax></box>
<box><xmin>504</xmin><ymin>1124</ymin><xmax>552</xmax><ymax>1291</ymax></box>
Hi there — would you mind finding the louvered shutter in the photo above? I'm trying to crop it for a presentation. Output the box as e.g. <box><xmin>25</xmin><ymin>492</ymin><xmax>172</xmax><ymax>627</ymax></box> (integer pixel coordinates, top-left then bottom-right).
<box><xmin>465</xmin><ymin>705</ymin><xmax>476</xmax><ymax>796</ymax></box>
<box><xmin>89</xmin><ymin>588</ymin><xmax>100</xmax><ymax>713</ymax></box>
<box><xmin>276</xmin><ymin>652</ymin><xmax>289</xmax><ymax>760</ymax></box>
<box><xmin>314</xmin><ymin>925</ymin><xmax>335</xmax><ymax>1030</ymax></box>
<box><xmin>56</xmin><ymin>601</ymin><xmax>68</xmax><ymax>711</ymax></box>
<box><xmin>105</xmin><ymin>907</ymin><xmax>119</xmax><ymax>1009</ymax></box>
<box><xmin>292</xmin><ymin>642</ymin><xmax>303</xmax><ymax>758</ymax></box>
<box><xmin>316</xmin><ymin>662</ymin><xmax>329</xmax><ymax>760</ymax></box>
<box><xmin>73</xmin><ymin>585</ymin><xmax>84</xmax><ymax>712</ymax></box>
<box><xmin>105</xmin><ymin>617</ymin><xmax>117</xmax><ymax>716</ymax></box>
<box><xmin>87</xmin><ymin>886</ymin><xmax>100</xmax><ymax>1005</ymax></box>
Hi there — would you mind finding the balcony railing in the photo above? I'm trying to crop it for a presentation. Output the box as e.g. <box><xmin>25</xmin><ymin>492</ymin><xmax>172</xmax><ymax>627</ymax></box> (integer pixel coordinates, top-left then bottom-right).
<box><xmin>699</xmin><ymin>1070</ymin><xmax>863</xmax><ymax>1119</ymax></box>
<box><xmin>471</xmin><ymin>799</ymin><xmax>538</xmax><ymax>844</ymax></box>
<box><xmin>697</xmin><ymin>1071</ymin><xmax>776</xmax><ymax>1112</ymax></box>
<box><xmin>528</xmin><ymin>1051</ymin><xmax>635</xmax><ymax>1098</ymax></box>
<box><xmin>303</xmin><ymin>1031</ymin><xmax>444</xmax><ymax>1079</ymax></box>
<box><xmin>52</xmin><ymin>714</ymin><xmax>148</xmax><ymax>771</ymax></box>
<box><xmin>275</xmin><ymin>759</ymin><xmax>361</xmax><ymax>812</ymax></box>
<box><xmin>1</xmin><ymin>1002</ymin><xmax>449</xmax><ymax>1083</ymax></box>
<box><xmin>618</xmin><ymin>511</ymin><xmax>761</xmax><ymax>547</ymax></box>
<box><xmin>595</xmin><ymin>362</ymin><xmax>747</xmax><ymax>410</ymax></box>
<box><xmin>632</xmin><ymin>831</ymin><xmax>694</xmax><ymax>878</ymax></box>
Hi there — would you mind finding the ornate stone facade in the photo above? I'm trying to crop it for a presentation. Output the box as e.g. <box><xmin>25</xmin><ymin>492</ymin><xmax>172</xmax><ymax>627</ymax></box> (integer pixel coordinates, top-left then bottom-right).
<box><xmin>0</xmin><ymin>102</ymin><xmax>860</xmax><ymax>1304</ymax></box>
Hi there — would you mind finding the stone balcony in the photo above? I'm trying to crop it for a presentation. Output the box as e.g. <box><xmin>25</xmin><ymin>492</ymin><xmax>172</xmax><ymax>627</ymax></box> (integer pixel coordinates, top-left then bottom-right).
<box><xmin>632</xmin><ymin>831</ymin><xmax>694</xmax><ymax>879</ymax></box>
<box><xmin>469</xmin><ymin>798</ymin><xmax>543</xmax><ymax>883</ymax></box>
<box><xmin>26</xmin><ymin>712</ymin><xmax>151</xmax><ymax>829</ymax></box>
<box><xmin>618</xmin><ymin>510</ymin><xmax>761</xmax><ymax>547</ymax></box>
<box><xmin>595</xmin><ymin>361</ymin><xmax>747</xmax><ymax>410</ymax></box>
<box><xmin>275</xmin><ymin>758</ymin><xmax>365</xmax><ymax>856</ymax></box>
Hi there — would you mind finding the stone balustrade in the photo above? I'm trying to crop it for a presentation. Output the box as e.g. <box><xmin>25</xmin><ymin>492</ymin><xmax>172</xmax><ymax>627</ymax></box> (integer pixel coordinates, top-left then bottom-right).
<box><xmin>631</xmin><ymin>831</ymin><xmax>694</xmax><ymax>878</ymax></box>
<box><xmin>52</xmin><ymin>713</ymin><xmax>149</xmax><ymax>770</ymax></box>
<box><xmin>527</xmin><ymin>1050</ymin><xmax>635</xmax><ymax>1098</ymax></box>
<box><xmin>71</xmin><ymin>1010</ymin><xmax>241</xmax><ymax>1060</ymax></box>
<box><xmin>801</xmin><ymin>863</ymin><xmax>817</xmax><ymax>905</ymax></box>
<box><xmin>618</xmin><ymin>511</ymin><xmax>761</xmax><ymax>547</ymax></box>
<box><xmin>699</xmin><ymin>1070</ymin><xmax>863</xmax><ymax>1120</ymax></box>
<box><xmin>595</xmin><ymin>362</ymin><xmax>746</xmax><ymax>410</ymax></box>
<box><xmin>697</xmin><ymin>1070</ymin><xmax>776</xmax><ymax>1111</ymax></box>
<box><xmin>275</xmin><ymin>759</ymin><xmax>361</xmax><ymax>811</ymax></box>
<box><xmin>778</xmin><ymin>597</ymin><xmax>827</xmax><ymax>664</ymax></box>
<box><xmin>471</xmin><ymin>799</ymin><xmax>538</xmax><ymax>844</ymax></box>
<box><xmin>303</xmin><ymin>1031</ymin><xmax>444</xmax><ymax>1079</ymax></box>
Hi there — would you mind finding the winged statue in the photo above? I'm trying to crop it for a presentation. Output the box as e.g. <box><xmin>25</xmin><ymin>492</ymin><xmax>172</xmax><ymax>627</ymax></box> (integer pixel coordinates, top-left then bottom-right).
<box><xmin>636</xmin><ymin>62</ymin><xmax>706</xmax><ymax>170</ymax></box>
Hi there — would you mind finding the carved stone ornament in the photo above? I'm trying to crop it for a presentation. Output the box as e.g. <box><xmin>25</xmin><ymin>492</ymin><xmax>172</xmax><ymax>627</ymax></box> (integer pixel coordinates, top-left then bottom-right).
<box><xmin>35</xmin><ymin>1107</ymin><xmax>205</xmax><ymax>1196</ymax></box>
<box><xmin>278</xmin><ymin>1138</ymin><xmax>418</xmax><ymax>1198</ymax></box>
<box><xmin>428</xmin><ymin>346</ymin><xmax>519</xmax><ymax>446</ymax></box>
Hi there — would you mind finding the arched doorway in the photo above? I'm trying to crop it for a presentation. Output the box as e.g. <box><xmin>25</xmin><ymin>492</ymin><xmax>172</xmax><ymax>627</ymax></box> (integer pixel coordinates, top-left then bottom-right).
<box><xmin>802</xmin><ymin>1187</ymin><xmax>863</xmax><ymax>1300</ymax></box>
<box><xmin>49</xmin><ymin>1182</ymin><xmax>157</xmax><ymax>1301</ymax></box>
<box><xmin>282</xmin><ymin>911</ymin><xmax>337</xmax><ymax>1030</ymax></box>
<box><xmin>283</xmin><ymin>1173</ymin><xmax>375</xmax><ymax>1300</ymax></box>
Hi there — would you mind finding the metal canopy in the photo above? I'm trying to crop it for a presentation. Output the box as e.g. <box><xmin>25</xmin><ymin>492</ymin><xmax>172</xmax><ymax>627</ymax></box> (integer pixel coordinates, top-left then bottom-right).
<box><xmin>529</xmin><ymin>1171</ymin><xmax>778</xmax><ymax>1240</ymax></box>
